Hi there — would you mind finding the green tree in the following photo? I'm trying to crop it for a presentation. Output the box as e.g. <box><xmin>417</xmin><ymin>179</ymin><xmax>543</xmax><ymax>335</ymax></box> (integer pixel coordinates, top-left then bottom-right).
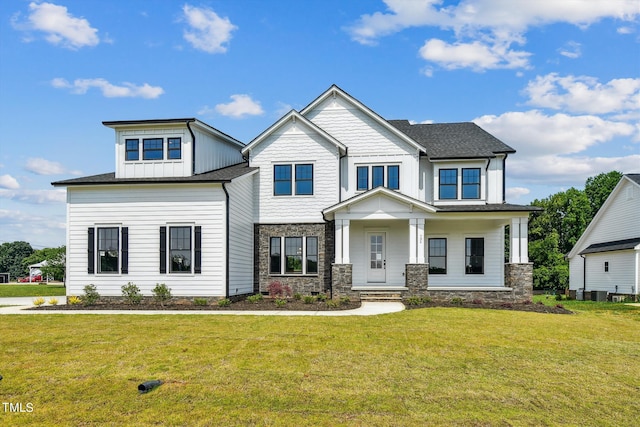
<box><xmin>22</xmin><ymin>246</ymin><xmax>66</xmax><ymax>281</ymax></box>
<box><xmin>584</xmin><ymin>171</ymin><xmax>623</xmax><ymax>217</ymax></box>
<box><xmin>0</xmin><ymin>241</ymin><xmax>34</xmax><ymax>280</ymax></box>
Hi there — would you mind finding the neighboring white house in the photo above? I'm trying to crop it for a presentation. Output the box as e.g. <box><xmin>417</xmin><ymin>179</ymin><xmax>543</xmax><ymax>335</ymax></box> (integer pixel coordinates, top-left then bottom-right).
<box><xmin>567</xmin><ymin>174</ymin><xmax>640</xmax><ymax>300</ymax></box>
<box><xmin>54</xmin><ymin>85</ymin><xmax>537</xmax><ymax>302</ymax></box>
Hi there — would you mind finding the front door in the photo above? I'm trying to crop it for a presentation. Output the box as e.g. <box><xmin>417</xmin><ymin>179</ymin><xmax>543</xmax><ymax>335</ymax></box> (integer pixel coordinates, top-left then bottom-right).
<box><xmin>367</xmin><ymin>232</ymin><xmax>386</xmax><ymax>283</ymax></box>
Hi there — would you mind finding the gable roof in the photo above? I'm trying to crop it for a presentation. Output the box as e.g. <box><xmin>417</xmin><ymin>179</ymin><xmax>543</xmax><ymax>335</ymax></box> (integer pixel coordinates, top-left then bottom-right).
<box><xmin>241</xmin><ymin>110</ymin><xmax>346</xmax><ymax>156</ymax></box>
<box><xmin>579</xmin><ymin>237</ymin><xmax>640</xmax><ymax>255</ymax></box>
<box><xmin>323</xmin><ymin>186</ymin><xmax>437</xmax><ymax>219</ymax></box>
<box><xmin>102</xmin><ymin>118</ymin><xmax>245</xmax><ymax>149</ymax></box>
<box><xmin>388</xmin><ymin>120</ymin><xmax>515</xmax><ymax>159</ymax></box>
<box><xmin>52</xmin><ymin>162</ymin><xmax>257</xmax><ymax>187</ymax></box>
<box><xmin>300</xmin><ymin>85</ymin><xmax>427</xmax><ymax>154</ymax></box>
<box><xmin>568</xmin><ymin>173</ymin><xmax>640</xmax><ymax>258</ymax></box>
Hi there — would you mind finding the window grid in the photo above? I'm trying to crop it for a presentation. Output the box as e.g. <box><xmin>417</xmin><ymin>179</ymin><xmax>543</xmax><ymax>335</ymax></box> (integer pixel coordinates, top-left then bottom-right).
<box><xmin>269</xmin><ymin>236</ymin><xmax>319</xmax><ymax>275</ymax></box>
<box><xmin>273</xmin><ymin>165</ymin><xmax>292</xmax><ymax>196</ymax></box>
<box><xmin>439</xmin><ymin>169</ymin><xmax>458</xmax><ymax>199</ymax></box>
<box><xmin>462</xmin><ymin>168</ymin><xmax>481</xmax><ymax>199</ymax></box>
<box><xmin>168</xmin><ymin>137</ymin><xmax>181</xmax><ymax>160</ymax></box>
<box><xmin>356</xmin><ymin>165</ymin><xmax>400</xmax><ymax>191</ymax></box>
<box><xmin>169</xmin><ymin>226</ymin><xmax>192</xmax><ymax>273</ymax></box>
<box><xmin>143</xmin><ymin>138</ymin><xmax>164</xmax><ymax>160</ymax></box>
<box><xmin>465</xmin><ymin>238</ymin><xmax>484</xmax><ymax>274</ymax></box>
<box><xmin>428</xmin><ymin>238</ymin><xmax>447</xmax><ymax>274</ymax></box>
<box><xmin>98</xmin><ymin>227</ymin><xmax>119</xmax><ymax>274</ymax></box>
<box><xmin>125</xmin><ymin>139</ymin><xmax>139</xmax><ymax>161</ymax></box>
<box><xmin>295</xmin><ymin>164</ymin><xmax>313</xmax><ymax>195</ymax></box>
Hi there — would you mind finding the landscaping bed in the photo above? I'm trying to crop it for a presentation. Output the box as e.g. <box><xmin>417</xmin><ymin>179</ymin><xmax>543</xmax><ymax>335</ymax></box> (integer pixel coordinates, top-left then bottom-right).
<box><xmin>404</xmin><ymin>299</ymin><xmax>574</xmax><ymax>314</ymax></box>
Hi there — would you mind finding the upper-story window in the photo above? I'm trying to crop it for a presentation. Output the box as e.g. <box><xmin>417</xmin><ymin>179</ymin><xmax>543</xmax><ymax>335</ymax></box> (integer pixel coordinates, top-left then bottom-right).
<box><xmin>143</xmin><ymin>138</ymin><xmax>164</xmax><ymax>160</ymax></box>
<box><xmin>439</xmin><ymin>169</ymin><xmax>457</xmax><ymax>199</ymax></box>
<box><xmin>462</xmin><ymin>168</ymin><xmax>481</xmax><ymax>199</ymax></box>
<box><xmin>274</xmin><ymin>164</ymin><xmax>313</xmax><ymax>196</ymax></box>
<box><xmin>125</xmin><ymin>139</ymin><xmax>139</xmax><ymax>161</ymax></box>
<box><xmin>357</xmin><ymin>164</ymin><xmax>400</xmax><ymax>191</ymax></box>
<box><xmin>168</xmin><ymin>138</ymin><xmax>182</xmax><ymax>160</ymax></box>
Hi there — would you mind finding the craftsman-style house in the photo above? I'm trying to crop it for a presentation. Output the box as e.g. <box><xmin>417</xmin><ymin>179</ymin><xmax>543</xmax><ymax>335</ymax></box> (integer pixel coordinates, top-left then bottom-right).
<box><xmin>53</xmin><ymin>85</ymin><xmax>536</xmax><ymax>302</ymax></box>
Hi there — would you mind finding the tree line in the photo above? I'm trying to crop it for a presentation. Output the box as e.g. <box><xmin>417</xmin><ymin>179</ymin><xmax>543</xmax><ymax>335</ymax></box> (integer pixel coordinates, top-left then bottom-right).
<box><xmin>0</xmin><ymin>242</ymin><xmax>65</xmax><ymax>282</ymax></box>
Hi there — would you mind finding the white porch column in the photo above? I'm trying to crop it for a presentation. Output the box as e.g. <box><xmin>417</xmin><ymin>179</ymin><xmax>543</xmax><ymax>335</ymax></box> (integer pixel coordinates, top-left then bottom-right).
<box><xmin>334</xmin><ymin>220</ymin><xmax>343</xmax><ymax>264</ymax></box>
<box><xmin>409</xmin><ymin>219</ymin><xmax>417</xmax><ymax>263</ymax></box>
<box><xmin>417</xmin><ymin>218</ymin><xmax>425</xmax><ymax>263</ymax></box>
<box><xmin>342</xmin><ymin>219</ymin><xmax>350</xmax><ymax>264</ymax></box>
<box><xmin>510</xmin><ymin>217</ymin><xmax>529</xmax><ymax>263</ymax></box>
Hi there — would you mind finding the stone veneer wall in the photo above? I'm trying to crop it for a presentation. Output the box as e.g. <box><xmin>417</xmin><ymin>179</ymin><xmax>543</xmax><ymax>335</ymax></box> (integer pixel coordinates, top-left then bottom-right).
<box><xmin>255</xmin><ymin>223</ymin><xmax>334</xmax><ymax>295</ymax></box>
<box><xmin>503</xmin><ymin>262</ymin><xmax>533</xmax><ymax>303</ymax></box>
<box><xmin>405</xmin><ymin>264</ymin><xmax>429</xmax><ymax>296</ymax></box>
<box><xmin>331</xmin><ymin>264</ymin><xmax>356</xmax><ymax>300</ymax></box>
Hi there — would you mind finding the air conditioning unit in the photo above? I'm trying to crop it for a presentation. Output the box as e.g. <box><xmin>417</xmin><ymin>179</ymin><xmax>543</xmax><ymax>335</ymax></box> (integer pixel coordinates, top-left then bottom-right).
<box><xmin>612</xmin><ymin>295</ymin><xmax>624</xmax><ymax>303</ymax></box>
<box><xmin>591</xmin><ymin>291</ymin><xmax>608</xmax><ymax>302</ymax></box>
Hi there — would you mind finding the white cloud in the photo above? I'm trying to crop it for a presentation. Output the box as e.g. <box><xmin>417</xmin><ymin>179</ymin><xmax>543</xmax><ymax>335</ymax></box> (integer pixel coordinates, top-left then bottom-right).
<box><xmin>0</xmin><ymin>189</ymin><xmax>67</xmax><ymax>205</ymax></box>
<box><xmin>51</xmin><ymin>78</ymin><xmax>164</xmax><ymax>99</ymax></box>
<box><xmin>506</xmin><ymin>187</ymin><xmax>530</xmax><ymax>199</ymax></box>
<box><xmin>215</xmin><ymin>94</ymin><xmax>264</xmax><ymax>118</ymax></box>
<box><xmin>347</xmin><ymin>0</ymin><xmax>639</xmax><ymax>71</ymax></box>
<box><xmin>524</xmin><ymin>74</ymin><xmax>640</xmax><ymax>115</ymax></box>
<box><xmin>24</xmin><ymin>158</ymin><xmax>82</xmax><ymax>176</ymax></box>
<box><xmin>474</xmin><ymin>110</ymin><xmax>636</xmax><ymax>157</ymax></box>
<box><xmin>12</xmin><ymin>1</ymin><xmax>99</xmax><ymax>49</ymax></box>
<box><xmin>558</xmin><ymin>41</ymin><xmax>581</xmax><ymax>59</ymax></box>
<box><xmin>0</xmin><ymin>175</ymin><xmax>20</xmax><ymax>190</ymax></box>
<box><xmin>617</xmin><ymin>26</ymin><xmax>635</xmax><ymax>34</ymax></box>
<box><xmin>182</xmin><ymin>5</ymin><xmax>237</xmax><ymax>53</ymax></box>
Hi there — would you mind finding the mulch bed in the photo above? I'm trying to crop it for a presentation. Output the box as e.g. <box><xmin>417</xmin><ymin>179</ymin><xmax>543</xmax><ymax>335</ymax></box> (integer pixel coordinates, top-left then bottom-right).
<box><xmin>29</xmin><ymin>298</ymin><xmax>573</xmax><ymax>314</ymax></box>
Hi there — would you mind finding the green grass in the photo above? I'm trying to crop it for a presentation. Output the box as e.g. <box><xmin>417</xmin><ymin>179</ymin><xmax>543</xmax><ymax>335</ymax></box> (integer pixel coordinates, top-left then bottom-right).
<box><xmin>0</xmin><ymin>307</ymin><xmax>638</xmax><ymax>425</ymax></box>
<box><xmin>0</xmin><ymin>284</ymin><xmax>66</xmax><ymax>297</ymax></box>
<box><xmin>534</xmin><ymin>293</ymin><xmax>640</xmax><ymax>315</ymax></box>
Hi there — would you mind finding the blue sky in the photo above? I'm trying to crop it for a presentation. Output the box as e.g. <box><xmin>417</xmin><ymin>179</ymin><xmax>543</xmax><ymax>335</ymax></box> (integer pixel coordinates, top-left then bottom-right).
<box><xmin>0</xmin><ymin>0</ymin><xmax>638</xmax><ymax>248</ymax></box>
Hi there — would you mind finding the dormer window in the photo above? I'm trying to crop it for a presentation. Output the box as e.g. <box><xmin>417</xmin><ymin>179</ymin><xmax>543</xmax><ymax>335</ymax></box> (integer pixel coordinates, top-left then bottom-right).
<box><xmin>168</xmin><ymin>138</ymin><xmax>182</xmax><ymax>159</ymax></box>
<box><xmin>125</xmin><ymin>139</ymin><xmax>139</xmax><ymax>161</ymax></box>
<box><xmin>143</xmin><ymin>138</ymin><xmax>163</xmax><ymax>160</ymax></box>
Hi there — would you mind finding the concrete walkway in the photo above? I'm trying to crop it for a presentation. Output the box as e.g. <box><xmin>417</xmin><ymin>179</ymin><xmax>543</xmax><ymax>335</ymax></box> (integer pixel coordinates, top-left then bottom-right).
<box><xmin>0</xmin><ymin>297</ymin><xmax>405</xmax><ymax>316</ymax></box>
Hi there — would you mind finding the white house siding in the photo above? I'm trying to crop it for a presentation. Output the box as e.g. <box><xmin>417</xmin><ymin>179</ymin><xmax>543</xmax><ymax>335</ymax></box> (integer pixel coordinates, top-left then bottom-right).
<box><xmin>250</xmin><ymin>120</ymin><xmax>340</xmax><ymax>223</ymax></box>
<box><xmin>304</xmin><ymin>96</ymin><xmax>422</xmax><ymax>199</ymax></box>
<box><xmin>226</xmin><ymin>172</ymin><xmax>255</xmax><ymax>296</ymax></box>
<box><xmin>116</xmin><ymin>127</ymin><xmax>192</xmax><ymax>178</ymax></box>
<box><xmin>419</xmin><ymin>157</ymin><xmax>434</xmax><ymax>203</ymax></box>
<box><xmin>569</xmin><ymin>179</ymin><xmax>640</xmax><ymax>291</ymax></box>
<box><xmin>580</xmin><ymin>251</ymin><xmax>637</xmax><ymax>295</ymax></box>
<box><xmin>65</xmin><ymin>184</ymin><xmax>227</xmax><ymax>297</ymax></box>
<box><xmin>486</xmin><ymin>156</ymin><xmax>504</xmax><ymax>203</ymax></box>
<box><xmin>425</xmin><ymin>219</ymin><xmax>505</xmax><ymax>287</ymax></box>
<box><xmin>192</xmin><ymin>125</ymin><xmax>244</xmax><ymax>175</ymax></box>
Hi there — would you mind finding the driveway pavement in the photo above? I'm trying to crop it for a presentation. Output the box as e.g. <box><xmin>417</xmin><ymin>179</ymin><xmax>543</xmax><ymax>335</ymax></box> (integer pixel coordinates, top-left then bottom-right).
<box><xmin>0</xmin><ymin>298</ymin><xmax>404</xmax><ymax>316</ymax></box>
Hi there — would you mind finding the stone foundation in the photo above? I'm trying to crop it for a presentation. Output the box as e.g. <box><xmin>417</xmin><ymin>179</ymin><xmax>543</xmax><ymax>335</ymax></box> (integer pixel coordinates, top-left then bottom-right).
<box><xmin>405</xmin><ymin>264</ymin><xmax>429</xmax><ymax>296</ymax></box>
<box><xmin>255</xmin><ymin>223</ymin><xmax>334</xmax><ymax>295</ymax></box>
<box><xmin>504</xmin><ymin>262</ymin><xmax>533</xmax><ymax>303</ymax></box>
<box><xmin>331</xmin><ymin>264</ymin><xmax>357</xmax><ymax>300</ymax></box>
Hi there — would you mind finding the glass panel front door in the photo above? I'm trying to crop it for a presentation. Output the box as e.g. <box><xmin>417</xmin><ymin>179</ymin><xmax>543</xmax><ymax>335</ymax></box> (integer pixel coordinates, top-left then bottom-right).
<box><xmin>367</xmin><ymin>232</ymin><xmax>386</xmax><ymax>283</ymax></box>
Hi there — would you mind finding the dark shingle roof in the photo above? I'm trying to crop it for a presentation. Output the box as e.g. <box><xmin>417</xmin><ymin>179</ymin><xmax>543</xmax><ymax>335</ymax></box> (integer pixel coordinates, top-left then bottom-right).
<box><xmin>436</xmin><ymin>204</ymin><xmax>542</xmax><ymax>213</ymax></box>
<box><xmin>626</xmin><ymin>174</ymin><xmax>640</xmax><ymax>186</ymax></box>
<box><xmin>52</xmin><ymin>162</ymin><xmax>257</xmax><ymax>186</ymax></box>
<box><xmin>388</xmin><ymin>120</ymin><xmax>515</xmax><ymax>159</ymax></box>
<box><xmin>579</xmin><ymin>237</ymin><xmax>640</xmax><ymax>255</ymax></box>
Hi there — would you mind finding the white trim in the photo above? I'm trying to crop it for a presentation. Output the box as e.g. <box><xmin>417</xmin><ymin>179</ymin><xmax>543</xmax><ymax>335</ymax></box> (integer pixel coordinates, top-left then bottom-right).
<box><xmin>427</xmin><ymin>287</ymin><xmax>513</xmax><ymax>291</ymax></box>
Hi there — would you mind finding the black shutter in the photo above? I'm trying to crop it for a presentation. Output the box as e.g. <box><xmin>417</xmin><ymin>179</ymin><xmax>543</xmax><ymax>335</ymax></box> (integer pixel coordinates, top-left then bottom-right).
<box><xmin>194</xmin><ymin>226</ymin><xmax>202</xmax><ymax>274</ymax></box>
<box><xmin>121</xmin><ymin>227</ymin><xmax>129</xmax><ymax>274</ymax></box>
<box><xmin>88</xmin><ymin>228</ymin><xmax>95</xmax><ymax>274</ymax></box>
<box><xmin>159</xmin><ymin>227</ymin><xmax>167</xmax><ymax>274</ymax></box>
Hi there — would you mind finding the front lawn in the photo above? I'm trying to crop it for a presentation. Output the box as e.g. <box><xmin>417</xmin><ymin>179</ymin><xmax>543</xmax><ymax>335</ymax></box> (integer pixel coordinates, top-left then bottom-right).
<box><xmin>0</xmin><ymin>284</ymin><xmax>66</xmax><ymax>298</ymax></box>
<box><xmin>0</xmin><ymin>307</ymin><xmax>638</xmax><ymax>425</ymax></box>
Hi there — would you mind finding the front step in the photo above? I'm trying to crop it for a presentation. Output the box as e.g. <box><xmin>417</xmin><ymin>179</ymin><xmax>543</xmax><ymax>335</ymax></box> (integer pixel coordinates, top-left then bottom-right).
<box><xmin>359</xmin><ymin>291</ymin><xmax>403</xmax><ymax>302</ymax></box>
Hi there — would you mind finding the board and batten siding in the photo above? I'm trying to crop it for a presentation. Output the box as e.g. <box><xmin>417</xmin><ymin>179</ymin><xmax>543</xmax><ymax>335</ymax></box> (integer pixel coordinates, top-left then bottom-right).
<box><xmin>65</xmin><ymin>184</ymin><xmax>227</xmax><ymax>297</ymax></box>
<box><xmin>226</xmin><ymin>172</ymin><xmax>255</xmax><ymax>296</ymax></box>
<box><xmin>192</xmin><ymin>126</ymin><xmax>244</xmax><ymax>175</ymax></box>
<box><xmin>250</xmin><ymin>120</ymin><xmax>340</xmax><ymax>223</ymax></box>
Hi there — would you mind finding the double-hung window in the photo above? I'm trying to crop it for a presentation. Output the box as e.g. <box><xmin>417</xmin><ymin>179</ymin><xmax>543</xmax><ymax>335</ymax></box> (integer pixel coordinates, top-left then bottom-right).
<box><xmin>143</xmin><ymin>138</ymin><xmax>164</xmax><ymax>160</ymax></box>
<box><xmin>125</xmin><ymin>139</ymin><xmax>139</xmax><ymax>161</ymax></box>
<box><xmin>465</xmin><ymin>238</ymin><xmax>484</xmax><ymax>274</ymax></box>
<box><xmin>159</xmin><ymin>226</ymin><xmax>202</xmax><ymax>274</ymax></box>
<box><xmin>269</xmin><ymin>236</ymin><xmax>318</xmax><ymax>275</ymax></box>
<box><xmin>428</xmin><ymin>238</ymin><xmax>447</xmax><ymax>274</ymax></box>
<box><xmin>462</xmin><ymin>168</ymin><xmax>481</xmax><ymax>199</ymax></box>
<box><xmin>274</xmin><ymin>164</ymin><xmax>313</xmax><ymax>196</ymax></box>
<box><xmin>439</xmin><ymin>169</ymin><xmax>457</xmax><ymax>199</ymax></box>
<box><xmin>98</xmin><ymin>227</ymin><xmax>119</xmax><ymax>273</ymax></box>
<box><xmin>168</xmin><ymin>137</ymin><xmax>181</xmax><ymax>160</ymax></box>
<box><xmin>88</xmin><ymin>226</ymin><xmax>128</xmax><ymax>275</ymax></box>
<box><xmin>356</xmin><ymin>165</ymin><xmax>400</xmax><ymax>191</ymax></box>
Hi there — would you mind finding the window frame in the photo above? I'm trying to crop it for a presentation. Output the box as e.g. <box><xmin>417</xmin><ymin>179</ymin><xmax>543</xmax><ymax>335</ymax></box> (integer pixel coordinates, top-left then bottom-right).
<box><xmin>356</xmin><ymin>164</ymin><xmax>401</xmax><ymax>191</ymax></box>
<box><xmin>465</xmin><ymin>237</ymin><xmax>484</xmax><ymax>274</ymax></box>
<box><xmin>97</xmin><ymin>227</ymin><xmax>119</xmax><ymax>274</ymax></box>
<box><xmin>428</xmin><ymin>238</ymin><xmax>447</xmax><ymax>274</ymax></box>
<box><xmin>295</xmin><ymin>164</ymin><xmax>314</xmax><ymax>195</ymax></box>
<box><xmin>604</xmin><ymin>261</ymin><xmax>609</xmax><ymax>272</ymax></box>
<box><xmin>273</xmin><ymin>164</ymin><xmax>293</xmax><ymax>196</ymax></box>
<box><xmin>439</xmin><ymin>168</ymin><xmax>458</xmax><ymax>200</ymax></box>
<box><xmin>125</xmin><ymin>139</ymin><xmax>139</xmax><ymax>161</ymax></box>
<box><xmin>169</xmin><ymin>226</ymin><xmax>192</xmax><ymax>274</ymax></box>
<box><xmin>269</xmin><ymin>235</ymin><xmax>319</xmax><ymax>275</ymax></box>
<box><xmin>462</xmin><ymin>168</ymin><xmax>481</xmax><ymax>199</ymax></box>
<box><xmin>167</xmin><ymin>137</ymin><xmax>182</xmax><ymax>160</ymax></box>
<box><xmin>143</xmin><ymin>138</ymin><xmax>164</xmax><ymax>160</ymax></box>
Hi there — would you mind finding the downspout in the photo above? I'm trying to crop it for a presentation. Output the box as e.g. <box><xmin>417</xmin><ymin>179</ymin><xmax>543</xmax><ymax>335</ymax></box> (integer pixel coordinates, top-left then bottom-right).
<box><xmin>186</xmin><ymin>120</ymin><xmax>196</xmax><ymax>175</ymax></box>
<box><xmin>502</xmin><ymin>154</ymin><xmax>508</xmax><ymax>203</ymax></box>
<box><xmin>580</xmin><ymin>254</ymin><xmax>586</xmax><ymax>295</ymax></box>
<box><xmin>222</xmin><ymin>182</ymin><xmax>231</xmax><ymax>298</ymax></box>
<box><xmin>485</xmin><ymin>158</ymin><xmax>491</xmax><ymax>201</ymax></box>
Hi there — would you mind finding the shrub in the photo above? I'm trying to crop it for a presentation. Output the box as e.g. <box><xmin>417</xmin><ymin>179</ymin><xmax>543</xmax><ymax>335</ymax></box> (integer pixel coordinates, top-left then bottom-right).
<box><xmin>32</xmin><ymin>297</ymin><xmax>45</xmax><ymax>307</ymax></box>
<box><xmin>152</xmin><ymin>283</ymin><xmax>172</xmax><ymax>307</ymax></box>
<box><xmin>326</xmin><ymin>300</ymin><xmax>338</xmax><ymax>309</ymax></box>
<box><xmin>48</xmin><ymin>298</ymin><xmax>58</xmax><ymax>306</ymax></box>
<box><xmin>82</xmin><ymin>284</ymin><xmax>100</xmax><ymax>306</ymax></box>
<box><xmin>303</xmin><ymin>295</ymin><xmax>315</xmax><ymax>304</ymax></box>
<box><xmin>267</xmin><ymin>281</ymin><xmax>292</xmax><ymax>298</ymax></box>
<box><xmin>217</xmin><ymin>298</ymin><xmax>231</xmax><ymax>307</ymax></box>
<box><xmin>421</xmin><ymin>296</ymin><xmax>433</xmax><ymax>304</ymax></box>
<box><xmin>193</xmin><ymin>298</ymin><xmax>208</xmax><ymax>306</ymax></box>
<box><xmin>316</xmin><ymin>293</ymin><xmax>328</xmax><ymax>302</ymax></box>
<box><xmin>121</xmin><ymin>282</ymin><xmax>142</xmax><ymax>305</ymax></box>
<box><xmin>339</xmin><ymin>296</ymin><xmax>351</xmax><ymax>306</ymax></box>
<box><xmin>405</xmin><ymin>296</ymin><xmax>422</xmax><ymax>306</ymax></box>
<box><xmin>274</xmin><ymin>298</ymin><xmax>287</xmax><ymax>307</ymax></box>
<box><xmin>450</xmin><ymin>297</ymin><xmax>463</xmax><ymax>305</ymax></box>
<box><xmin>68</xmin><ymin>296</ymin><xmax>81</xmax><ymax>305</ymax></box>
<box><xmin>293</xmin><ymin>292</ymin><xmax>302</xmax><ymax>301</ymax></box>
<box><xmin>247</xmin><ymin>294</ymin><xmax>263</xmax><ymax>304</ymax></box>
<box><xmin>555</xmin><ymin>294</ymin><xmax>563</xmax><ymax>301</ymax></box>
